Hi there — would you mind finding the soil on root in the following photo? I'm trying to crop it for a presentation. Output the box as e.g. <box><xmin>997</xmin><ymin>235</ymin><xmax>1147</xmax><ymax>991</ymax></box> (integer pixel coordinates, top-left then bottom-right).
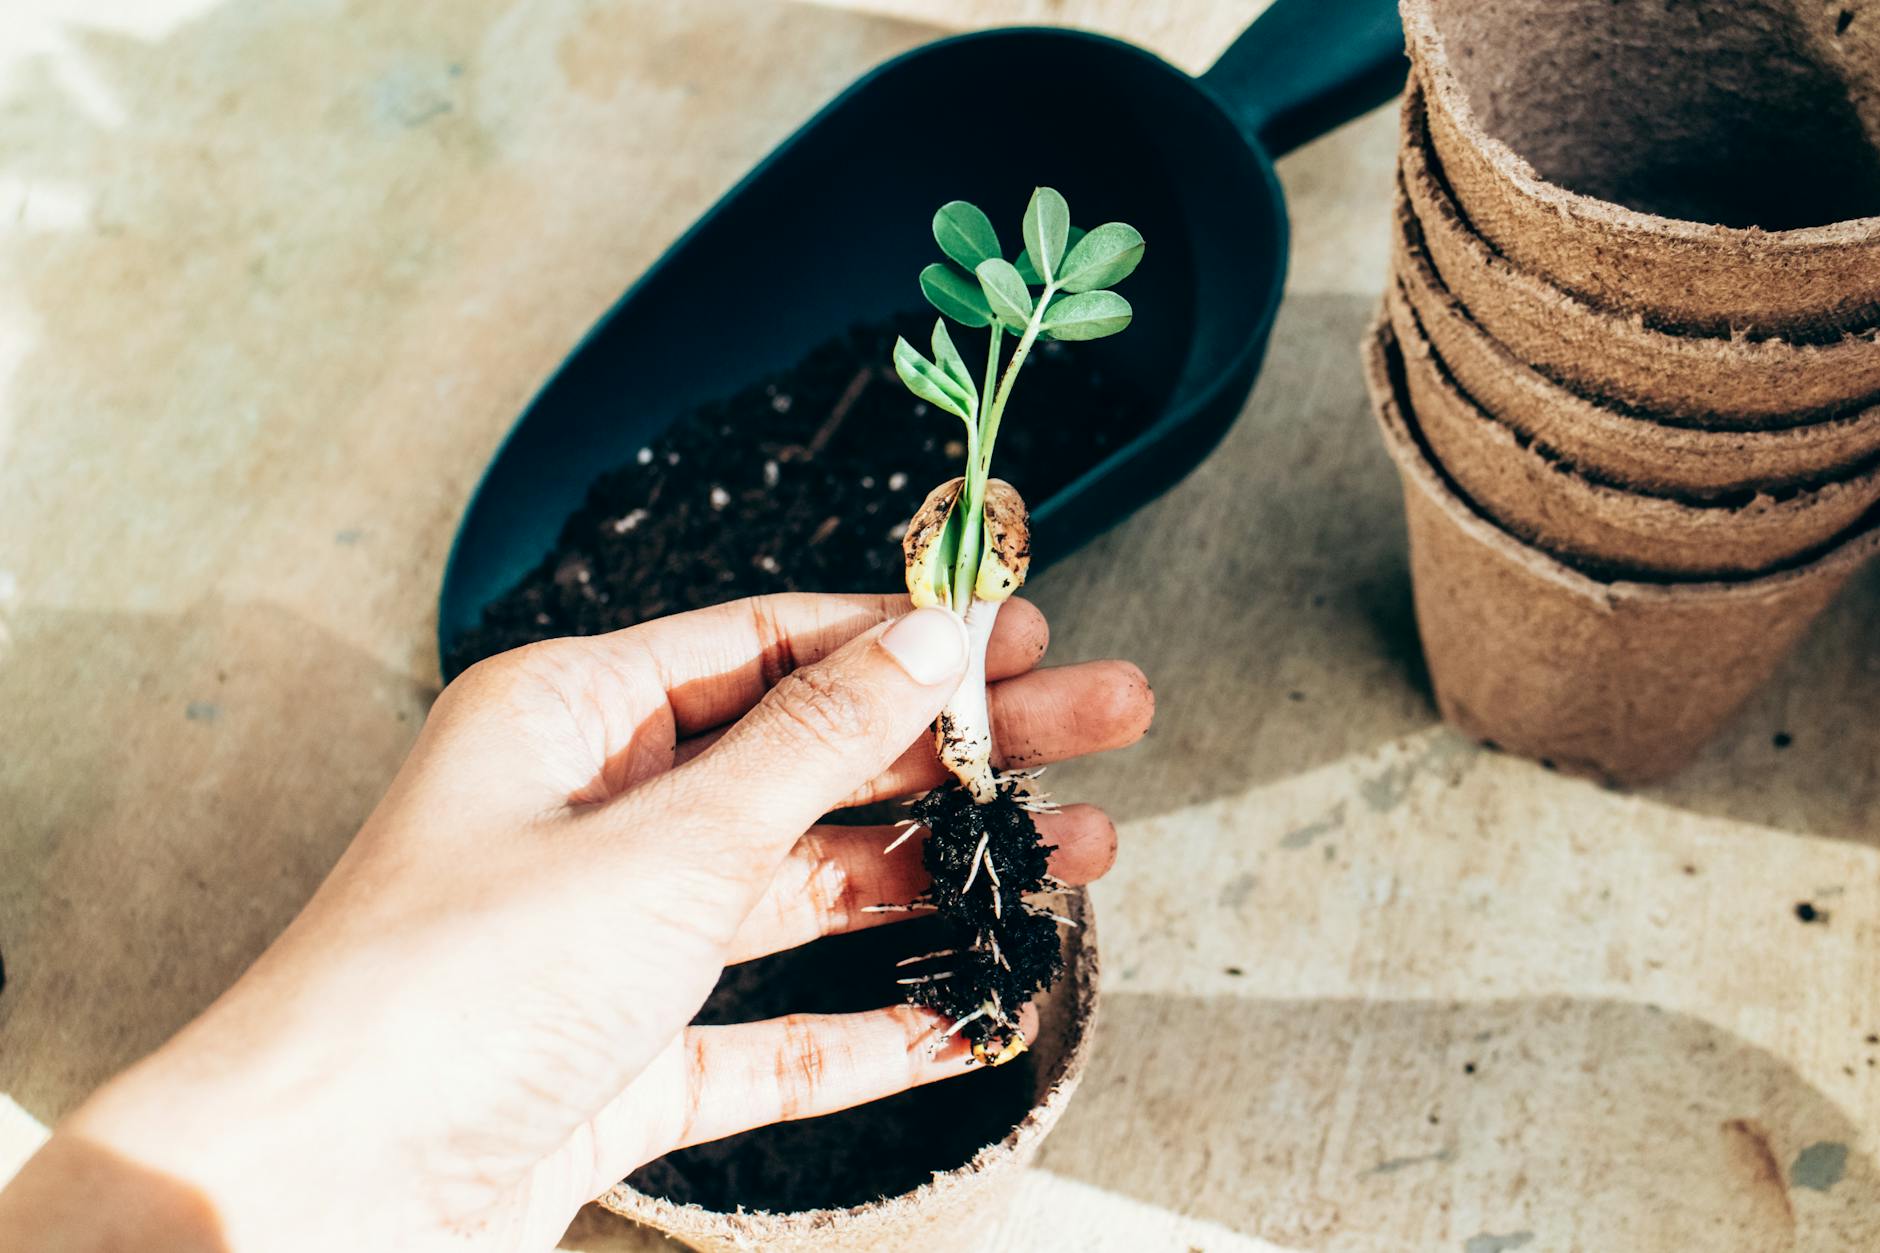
<box><xmin>902</xmin><ymin>781</ymin><xmax>1064</xmax><ymax>1056</ymax></box>
<box><xmin>625</xmin><ymin>788</ymin><xmax>1069</xmax><ymax>1213</ymax></box>
<box><xmin>444</xmin><ymin>313</ymin><xmax>1150</xmax><ymax>675</ymax></box>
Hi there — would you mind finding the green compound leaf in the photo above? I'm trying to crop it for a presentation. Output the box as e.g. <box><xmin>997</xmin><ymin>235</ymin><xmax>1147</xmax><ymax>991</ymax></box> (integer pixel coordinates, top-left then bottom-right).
<box><xmin>1015</xmin><ymin>226</ymin><xmax>1086</xmax><ymax>284</ymax></box>
<box><xmin>1057</xmin><ymin>222</ymin><xmax>1145</xmax><ymax>293</ymax></box>
<box><xmin>1041</xmin><ymin>289</ymin><xmax>1133</xmax><ymax>340</ymax></box>
<box><xmin>929</xmin><ymin>319</ymin><xmax>979</xmax><ymax>412</ymax></box>
<box><xmin>932</xmin><ymin>200</ymin><xmax>1002</xmax><ymax>271</ymax></box>
<box><xmin>974</xmin><ymin>257</ymin><xmax>1034</xmax><ymax>331</ymax></box>
<box><xmin>1021</xmin><ymin>186</ymin><xmax>1071</xmax><ymax>284</ymax></box>
<box><xmin>893</xmin><ymin>336</ymin><xmax>972</xmax><ymax>418</ymax></box>
<box><xmin>920</xmin><ymin>263</ymin><xmax>994</xmax><ymax>328</ymax></box>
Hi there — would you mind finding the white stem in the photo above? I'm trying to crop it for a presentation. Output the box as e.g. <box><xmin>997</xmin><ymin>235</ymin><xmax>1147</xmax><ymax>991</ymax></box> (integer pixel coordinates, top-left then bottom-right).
<box><xmin>935</xmin><ymin>598</ymin><xmax>1001</xmax><ymax>801</ymax></box>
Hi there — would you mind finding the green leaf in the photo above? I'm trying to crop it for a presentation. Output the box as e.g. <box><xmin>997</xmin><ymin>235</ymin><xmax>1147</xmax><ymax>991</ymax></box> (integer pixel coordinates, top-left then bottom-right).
<box><xmin>893</xmin><ymin>336</ymin><xmax>971</xmax><ymax>418</ymax></box>
<box><xmin>1041</xmin><ymin>290</ymin><xmax>1132</xmax><ymax>340</ymax></box>
<box><xmin>1015</xmin><ymin>226</ymin><xmax>1085</xmax><ymax>284</ymax></box>
<box><xmin>929</xmin><ymin>319</ymin><xmax>978</xmax><ymax>412</ymax></box>
<box><xmin>975</xmin><ymin>257</ymin><xmax>1033</xmax><ymax>331</ymax></box>
<box><xmin>920</xmin><ymin>263</ymin><xmax>994</xmax><ymax>328</ymax></box>
<box><xmin>1021</xmin><ymin>187</ymin><xmax>1071</xmax><ymax>284</ymax></box>
<box><xmin>1057</xmin><ymin>222</ymin><xmax>1145</xmax><ymax>293</ymax></box>
<box><xmin>935</xmin><ymin>498</ymin><xmax>965</xmax><ymax>603</ymax></box>
<box><xmin>932</xmin><ymin>201</ymin><xmax>1001</xmax><ymax>271</ymax></box>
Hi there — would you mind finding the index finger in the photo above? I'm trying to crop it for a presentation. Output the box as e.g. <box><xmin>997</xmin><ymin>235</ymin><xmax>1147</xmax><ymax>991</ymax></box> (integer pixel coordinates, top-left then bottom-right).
<box><xmin>587</xmin><ymin>592</ymin><xmax>1049</xmax><ymax>737</ymax></box>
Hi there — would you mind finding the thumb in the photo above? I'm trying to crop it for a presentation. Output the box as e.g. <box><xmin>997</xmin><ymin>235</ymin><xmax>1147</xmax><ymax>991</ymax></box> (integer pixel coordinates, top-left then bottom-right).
<box><xmin>653</xmin><ymin>605</ymin><xmax>969</xmax><ymax>869</ymax></box>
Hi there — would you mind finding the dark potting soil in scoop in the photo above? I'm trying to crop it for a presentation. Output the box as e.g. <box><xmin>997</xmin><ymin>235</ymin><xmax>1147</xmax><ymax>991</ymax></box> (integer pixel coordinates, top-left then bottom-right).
<box><xmin>625</xmin><ymin>918</ymin><xmax>1043</xmax><ymax>1213</ymax></box>
<box><xmin>444</xmin><ymin>313</ymin><xmax>1151</xmax><ymax>675</ymax></box>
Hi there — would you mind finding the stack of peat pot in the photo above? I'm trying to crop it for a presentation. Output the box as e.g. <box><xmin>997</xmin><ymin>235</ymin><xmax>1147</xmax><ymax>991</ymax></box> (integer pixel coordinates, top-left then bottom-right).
<box><xmin>1371</xmin><ymin>0</ymin><xmax>1880</xmax><ymax>784</ymax></box>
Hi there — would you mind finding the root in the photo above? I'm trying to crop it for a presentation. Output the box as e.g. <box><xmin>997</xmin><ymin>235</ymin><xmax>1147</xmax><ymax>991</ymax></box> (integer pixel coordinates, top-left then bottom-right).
<box><xmin>882</xmin><ymin>775</ymin><xmax>1065</xmax><ymax>1058</ymax></box>
<box><xmin>934</xmin><ymin>600</ymin><xmax>1002</xmax><ymax>802</ymax></box>
<box><xmin>882</xmin><ymin>820</ymin><xmax>924</xmax><ymax>854</ymax></box>
<box><xmin>960</xmin><ymin>830</ymin><xmax>991</xmax><ymax>895</ymax></box>
<box><xmin>938</xmin><ymin>1006</ymin><xmax>987</xmax><ymax>1040</ymax></box>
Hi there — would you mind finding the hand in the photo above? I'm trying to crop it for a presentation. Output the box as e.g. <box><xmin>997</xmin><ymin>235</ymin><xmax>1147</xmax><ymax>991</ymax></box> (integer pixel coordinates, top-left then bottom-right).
<box><xmin>0</xmin><ymin>594</ymin><xmax>1152</xmax><ymax>1251</ymax></box>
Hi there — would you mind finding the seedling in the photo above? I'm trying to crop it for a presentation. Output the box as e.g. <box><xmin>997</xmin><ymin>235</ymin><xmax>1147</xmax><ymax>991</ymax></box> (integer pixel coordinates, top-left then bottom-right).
<box><xmin>889</xmin><ymin>188</ymin><xmax>1142</xmax><ymax>1061</ymax></box>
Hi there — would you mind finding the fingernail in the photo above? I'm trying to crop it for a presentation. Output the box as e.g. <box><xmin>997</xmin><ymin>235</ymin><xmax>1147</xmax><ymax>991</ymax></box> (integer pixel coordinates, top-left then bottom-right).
<box><xmin>880</xmin><ymin>607</ymin><xmax>969</xmax><ymax>686</ymax></box>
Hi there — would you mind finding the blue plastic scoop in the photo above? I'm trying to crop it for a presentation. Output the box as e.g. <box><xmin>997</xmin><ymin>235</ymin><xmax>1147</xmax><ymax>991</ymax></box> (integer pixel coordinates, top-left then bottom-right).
<box><xmin>439</xmin><ymin>0</ymin><xmax>1405</xmax><ymax>672</ymax></box>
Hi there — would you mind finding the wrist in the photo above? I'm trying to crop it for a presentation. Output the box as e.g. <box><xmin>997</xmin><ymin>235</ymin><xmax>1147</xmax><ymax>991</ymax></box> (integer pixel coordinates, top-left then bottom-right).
<box><xmin>0</xmin><ymin>1128</ymin><xmax>224</xmax><ymax>1253</ymax></box>
<box><xmin>47</xmin><ymin>984</ymin><xmax>417</xmax><ymax>1252</ymax></box>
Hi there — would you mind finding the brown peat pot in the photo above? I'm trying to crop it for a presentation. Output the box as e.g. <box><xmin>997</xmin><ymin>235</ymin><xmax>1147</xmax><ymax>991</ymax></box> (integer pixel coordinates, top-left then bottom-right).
<box><xmin>1386</xmin><ymin>281</ymin><xmax>1880</xmax><ymax>579</ymax></box>
<box><xmin>596</xmin><ymin>890</ymin><xmax>1099</xmax><ymax>1252</ymax></box>
<box><xmin>1365</xmin><ymin>315</ymin><xmax>1880</xmax><ymax>785</ymax></box>
<box><xmin>1401</xmin><ymin>0</ymin><xmax>1880</xmax><ymax>336</ymax></box>
<box><xmin>1390</xmin><ymin>192</ymin><xmax>1880</xmax><ymax>495</ymax></box>
<box><xmin>1398</xmin><ymin>83</ymin><xmax>1880</xmax><ymax>425</ymax></box>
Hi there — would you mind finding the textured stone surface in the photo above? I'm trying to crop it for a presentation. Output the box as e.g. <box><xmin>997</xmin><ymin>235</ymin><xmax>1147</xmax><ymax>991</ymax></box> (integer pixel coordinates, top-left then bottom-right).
<box><xmin>1</xmin><ymin>2</ymin><xmax>1877</xmax><ymax>1250</ymax></box>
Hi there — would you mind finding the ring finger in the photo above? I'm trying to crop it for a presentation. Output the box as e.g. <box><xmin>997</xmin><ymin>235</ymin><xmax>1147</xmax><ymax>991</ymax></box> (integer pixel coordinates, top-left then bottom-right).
<box><xmin>725</xmin><ymin>804</ymin><xmax>1116</xmax><ymax>964</ymax></box>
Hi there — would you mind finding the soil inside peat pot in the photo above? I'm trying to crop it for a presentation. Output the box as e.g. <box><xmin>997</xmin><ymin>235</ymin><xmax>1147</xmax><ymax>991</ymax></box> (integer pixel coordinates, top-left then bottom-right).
<box><xmin>444</xmin><ymin>313</ymin><xmax>1152</xmax><ymax>674</ymax></box>
<box><xmin>625</xmin><ymin>917</ymin><xmax>1040</xmax><ymax>1212</ymax></box>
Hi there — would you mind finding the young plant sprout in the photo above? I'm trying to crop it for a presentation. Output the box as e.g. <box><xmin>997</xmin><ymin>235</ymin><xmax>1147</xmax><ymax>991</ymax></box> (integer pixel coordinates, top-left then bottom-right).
<box><xmin>887</xmin><ymin>187</ymin><xmax>1142</xmax><ymax>1063</ymax></box>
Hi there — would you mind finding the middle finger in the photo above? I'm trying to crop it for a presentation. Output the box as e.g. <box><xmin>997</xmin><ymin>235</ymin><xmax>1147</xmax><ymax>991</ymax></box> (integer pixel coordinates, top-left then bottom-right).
<box><xmin>726</xmin><ymin>804</ymin><xmax>1117</xmax><ymax>964</ymax></box>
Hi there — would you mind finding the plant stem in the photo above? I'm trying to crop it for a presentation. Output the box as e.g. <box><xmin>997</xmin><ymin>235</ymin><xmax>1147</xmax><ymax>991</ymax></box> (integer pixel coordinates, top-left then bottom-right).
<box><xmin>954</xmin><ymin>436</ymin><xmax>981</xmax><ymax>612</ymax></box>
<box><xmin>950</xmin><ymin>327</ymin><xmax>1003</xmax><ymax>610</ymax></box>
<box><xmin>935</xmin><ymin>597</ymin><xmax>1001</xmax><ymax>801</ymax></box>
<box><xmin>982</xmin><ymin>323</ymin><xmax>1003</xmax><ymax>417</ymax></box>
<box><xmin>950</xmin><ymin>294</ymin><xmax>1053</xmax><ymax>610</ymax></box>
<box><xmin>934</xmin><ymin>290</ymin><xmax>1054</xmax><ymax>793</ymax></box>
<box><xmin>980</xmin><ymin>282</ymin><xmax>1055</xmax><ymax>476</ymax></box>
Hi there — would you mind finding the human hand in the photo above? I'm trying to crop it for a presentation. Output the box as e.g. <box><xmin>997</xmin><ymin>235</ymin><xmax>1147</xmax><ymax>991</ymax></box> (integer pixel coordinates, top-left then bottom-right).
<box><xmin>0</xmin><ymin>594</ymin><xmax>1152</xmax><ymax>1251</ymax></box>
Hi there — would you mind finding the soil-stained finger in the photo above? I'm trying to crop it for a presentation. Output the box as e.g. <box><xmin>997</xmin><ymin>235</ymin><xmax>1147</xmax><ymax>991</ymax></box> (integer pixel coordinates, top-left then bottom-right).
<box><xmin>726</xmin><ymin>804</ymin><xmax>1115</xmax><ymax>964</ymax></box>
<box><xmin>669</xmin><ymin>656</ymin><xmax>1145</xmax><ymax>794</ymax></box>
<box><xmin>666</xmin><ymin>1002</ymin><xmax>1041</xmax><ymax>1155</ymax></box>
<box><xmin>834</xmin><ymin>658</ymin><xmax>1154</xmax><ymax>806</ymax></box>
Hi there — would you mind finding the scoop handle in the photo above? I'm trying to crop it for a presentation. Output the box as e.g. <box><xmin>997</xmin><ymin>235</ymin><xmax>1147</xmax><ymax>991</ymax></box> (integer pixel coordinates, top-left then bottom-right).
<box><xmin>1200</xmin><ymin>0</ymin><xmax>1407</xmax><ymax>159</ymax></box>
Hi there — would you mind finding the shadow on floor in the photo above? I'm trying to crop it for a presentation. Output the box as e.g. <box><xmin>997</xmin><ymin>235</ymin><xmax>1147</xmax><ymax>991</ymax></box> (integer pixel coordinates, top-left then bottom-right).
<box><xmin>1032</xmin><ymin>289</ymin><xmax>1880</xmax><ymax>848</ymax></box>
<box><xmin>1028</xmin><ymin>291</ymin><xmax>1444</xmax><ymax>824</ymax></box>
<box><xmin>1041</xmin><ymin>990</ymin><xmax>1877</xmax><ymax>1251</ymax></box>
<box><xmin>0</xmin><ymin>599</ymin><xmax>433</xmax><ymax>1120</ymax></box>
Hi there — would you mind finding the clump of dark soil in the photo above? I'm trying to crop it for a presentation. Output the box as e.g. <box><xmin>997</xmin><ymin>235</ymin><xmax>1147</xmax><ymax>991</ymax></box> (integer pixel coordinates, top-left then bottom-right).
<box><xmin>899</xmin><ymin>780</ymin><xmax>1065</xmax><ymax>1056</ymax></box>
<box><xmin>445</xmin><ymin>313</ymin><xmax>1150</xmax><ymax>675</ymax></box>
<box><xmin>625</xmin><ymin>918</ymin><xmax>1039</xmax><ymax>1213</ymax></box>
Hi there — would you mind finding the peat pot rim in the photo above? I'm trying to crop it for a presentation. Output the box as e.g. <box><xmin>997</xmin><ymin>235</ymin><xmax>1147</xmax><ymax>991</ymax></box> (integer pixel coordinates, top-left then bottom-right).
<box><xmin>1364</xmin><ymin>311</ymin><xmax>1880</xmax><ymax>610</ymax></box>
<box><xmin>1388</xmin><ymin>189</ymin><xmax>1880</xmax><ymax>489</ymax></box>
<box><xmin>1387</xmin><ymin>273</ymin><xmax>1880</xmax><ymax>516</ymax></box>
<box><xmin>1397</xmin><ymin>80</ymin><xmax>1880</xmax><ymax>367</ymax></box>
<box><xmin>1400</xmin><ymin>0</ymin><xmax>1880</xmax><ymax>253</ymax></box>
<box><xmin>594</xmin><ymin>888</ymin><xmax>1101</xmax><ymax>1242</ymax></box>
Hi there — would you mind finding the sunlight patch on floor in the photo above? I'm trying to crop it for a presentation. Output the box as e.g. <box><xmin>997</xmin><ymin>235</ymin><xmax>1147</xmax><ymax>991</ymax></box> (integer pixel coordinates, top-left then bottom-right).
<box><xmin>0</xmin><ymin>0</ymin><xmax>228</xmax><ymax>114</ymax></box>
<box><xmin>990</xmin><ymin>1168</ymin><xmax>1299</xmax><ymax>1251</ymax></box>
<box><xmin>0</xmin><ymin>1094</ymin><xmax>51</xmax><ymax>1189</ymax></box>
